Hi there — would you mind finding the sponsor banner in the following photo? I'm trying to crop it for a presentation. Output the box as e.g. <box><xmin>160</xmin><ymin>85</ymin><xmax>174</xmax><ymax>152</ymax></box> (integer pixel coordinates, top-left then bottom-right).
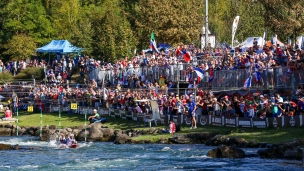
<box><xmin>198</xmin><ymin>115</ymin><xmax>209</xmax><ymax>126</ymax></box>
<box><xmin>224</xmin><ymin>117</ymin><xmax>237</xmax><ymax>128</ymax></box>
<box><xmin>109</xmin><ymin>108</ymin><xmax>115</xmax><ymax>117</ymax></box>
<box><xmin>50</xmin><ymin>105</ymin><xmax>60</xmax><ymax>112</ymax></box>
<box><xmin>237</xmin><ymin>117</ymin><xmax>252</xmax><ymax>128</ymax></box>
<box><xmin>211</xmin><ymin>116</ymin><xmax>224</xmax><ymax>127</ymax></box>
<box><xmin>268</xmin><ymin>117</ymin><xmax>283</xmax><ymax>128</ymax></box>
<box><xmin>126</xmin><ymin>111</ymin><xmax>133</xmax><ymax>120</ymax></box>
<box><xmin>62</xmin><ymin>106</ymin><xmax>70</xmax><ymax>112</ymax></box>
<box><xmin>136</xmin><ymin>113</ymin><xmax>145</xmax><ymax>122</ymax></box>
<box><xmin>78</xmin><ymin>106</ymin><xmax>93</xmax><ymax>115</ymax></box>
<box><xmin>120</xmin><ymin>110</ymin><xmax>127</xmax><ymax>119</ymax></box>
<box><xmin>98</xmin><ymin>108</ymin><xmax>109</xmax><ymax>115</ymax></box>
<box><xmin>168</xmin><ymin>115</ymin><xmax>183</xmax><ymax>125</ymax></box>
<box><xmin>114</xmin><ymin>109</ymin><xmax>120</xmax><ymax>118</ymax></box>
<box><xmin>283</xmin><ymin>116</ymin><xmax>302</xmax><ymax>127</ymax></box>
<box><xmin>157</xmin><ymin>115</ymin><xmax>168</xmax><ymax>125</ymax></box>
<box><xmin>252</xmin><ymin>118</ymin><xmax>268</xmax><ymax>128</ymax></box>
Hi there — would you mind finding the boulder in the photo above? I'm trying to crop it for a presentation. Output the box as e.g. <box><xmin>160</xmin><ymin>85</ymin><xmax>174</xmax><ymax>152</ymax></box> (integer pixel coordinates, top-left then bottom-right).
<box><xmin>76</xmin><ymin>130</ymin><xmax>90</xmax><ymax>141</ymax></box>
<box><xmin>257</xmin><ymin>147</ymin><xmax>279</xmax><ymax>158</ymax></box>
<box><xmin>283</xmin><ymin>148</ymin><xmax>303</xmax><ymax>160</ymax></box>
<box><xmin>168</xmin><ymin>134</ymin><xmax>193</xmax><ymax>144</ymax></box>
<box><xmin>205</xmin><ymin>135</ymin><xmax>228</xmax><ymax>146</ymax></box>
<box><xmin>207</xmin><ymin>145</ymin><xmax>245</xmax><ymax>158</ymax></box>
<box><xmin>66</xmin><ymin>127</ymin><xmax>72</xmax><ymax>132</ymax></box>
<box><xmin>114</xmin><ymin>134</ymin><xmax>131</xmax><ymax>144</ymax></box>
<box><xmin>4</xmin><ymin>123</ymin><xmax>13</xmax><ymax>128</ymax></box>
<box><xmin>101</xmin><ymin>128</ymin><xmax>115</xmax><ymax>137</ymax></box>
<box><xmin>18</xmin><ymin>128</ymin><xmax>26</xmax><ymax>135</ymax></box>
<box><xmin>40</xmin><ymin>128</ymin><xmax>57</xmax><ymax>141</ymax></box>
<box><xmin>0</xmin><ymin>128</ymin><xmax>12</xmax><ymax>136</ymax></box>
<box><xmin>187</xmin><ymin>132</ymin><xmax>219</xmax><ymax>144</ymax></box>
<box><xmin>0</xmin><ymin>143</ymin><xmax>20</xmax><ymax>150</ymax></box>
<box><xmin>87</xmin><ymin>127</ymin><xmax>103</xmax><ymax>141</ymax></box>
<box><xmin>49</xmin><ymin>125</ymin><xmax>57</xmax><ymax>129</ymax></box>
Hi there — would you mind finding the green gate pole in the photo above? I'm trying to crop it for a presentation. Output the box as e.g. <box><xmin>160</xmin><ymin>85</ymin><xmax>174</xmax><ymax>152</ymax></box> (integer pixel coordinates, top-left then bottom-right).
<box><xmin>58</xmin><ymin>105</ymin><xmax>61</xmax><ymax>130</ymax></box>
<box><xmin>16</xmin><ymin>107</ymin><xmax>18</xmax><ymax>136</ymax></box>
<box><xmin>84</xmin><ymin>109</ymin><xmax>87</xmax><ymax>142</ymax></box>
<box><xmin>40</xmin><ymin>102</ymin><xmax>42</xmax><ymax>138</ymax></box>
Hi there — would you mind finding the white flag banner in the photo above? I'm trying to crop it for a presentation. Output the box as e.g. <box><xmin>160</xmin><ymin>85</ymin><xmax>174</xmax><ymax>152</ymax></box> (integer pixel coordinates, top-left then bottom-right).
<box><xmin>262</xmin><ymin>31</ymin><xmax>266</xmax><ymax>46</ymax></box>
<box><xmin>232</xmin><ymin>16</ymin><xmax>240</xmax><ymax>48</ymax></box>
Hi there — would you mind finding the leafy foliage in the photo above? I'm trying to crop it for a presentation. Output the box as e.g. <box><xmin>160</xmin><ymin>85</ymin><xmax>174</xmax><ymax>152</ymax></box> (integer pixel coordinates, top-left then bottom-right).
<box><xmin>0</xmin><ymin>0</ymin><xmax>303</xmax><ymax>62</ymax></box>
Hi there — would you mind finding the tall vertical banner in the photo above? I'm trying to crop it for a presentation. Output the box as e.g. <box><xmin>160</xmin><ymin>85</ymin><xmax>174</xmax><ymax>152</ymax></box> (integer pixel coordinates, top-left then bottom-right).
<box><xmin>231</xmin><ymin>16</ymin><xmax>240</xmax><ymax>48</ymax></box>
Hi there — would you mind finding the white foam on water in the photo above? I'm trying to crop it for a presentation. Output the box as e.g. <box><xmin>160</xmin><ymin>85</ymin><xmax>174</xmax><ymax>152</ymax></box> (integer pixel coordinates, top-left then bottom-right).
<box><xmin>0</xmin><ymin>138</ymin><xmax>49</xmax><ymax>147</ymax></box>
<box><xmin>18</xmin><ymin>165</ymin><xmax>39</xmax><ymax>169</ymax></box>
<box><xmin>178</xmin><ymin>148</ymin><xmax>191</xmax><ymax>152</ymax></box>
<box><xmin>162</xmin><ymin>147</ymin><xmax>171</xmax><ymax>151</ymax></box>
<box><xmin>189</xmin><ymin>155</ymin><xmax>210</xmax><ymax>158</ymax></box>
<box><xmin>0</xmin><ymin>165</ymin><xmax>10</xmax><ymax>169</ymax></box>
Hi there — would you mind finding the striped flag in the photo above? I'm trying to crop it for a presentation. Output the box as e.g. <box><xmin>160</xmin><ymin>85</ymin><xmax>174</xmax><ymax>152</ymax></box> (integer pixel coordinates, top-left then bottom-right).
<box><xmin>244</xmin><ymin>76</ymin><xmax>252</xmax><ymax>89</ymax></box>
<box><xmin>150</xmin><ymin>31</ymin><xmax>159</xmax><ymax>53</ymax></box>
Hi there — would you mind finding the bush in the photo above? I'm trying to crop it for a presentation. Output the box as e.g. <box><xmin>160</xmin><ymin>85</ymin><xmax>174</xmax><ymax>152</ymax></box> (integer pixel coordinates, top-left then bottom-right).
<box><xmin>18</xmin><ymin>67</ymin><xmax>45</xmax><ymax>80</ymax></box>
<box><xmin>14</xmin><ymin>73</ymin><xmax>28</xmax><ymax>80</ymax></box>
<box><xmin>0</xmin><ymin>72</ymin><xmax>13</xmax><ymax>82</ymax></box>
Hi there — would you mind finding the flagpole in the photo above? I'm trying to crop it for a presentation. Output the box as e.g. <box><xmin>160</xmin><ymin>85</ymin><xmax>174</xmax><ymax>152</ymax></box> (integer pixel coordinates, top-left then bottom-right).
<box><xmin>205</xmin><ymin>0</ymin><xmax>209</xmax><ymax>48</ymax></box>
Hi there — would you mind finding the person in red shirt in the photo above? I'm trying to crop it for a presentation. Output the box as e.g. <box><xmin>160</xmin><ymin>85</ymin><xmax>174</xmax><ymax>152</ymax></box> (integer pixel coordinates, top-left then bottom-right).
<box><xmin>2</xmin><ymin>107</ymin><xmax>12</xmax><ymax>119</ymax></box>
<box><xmin>162</xmin><ymin>120</ymin><xmax>176</xmax><ymax>134</ymax></box>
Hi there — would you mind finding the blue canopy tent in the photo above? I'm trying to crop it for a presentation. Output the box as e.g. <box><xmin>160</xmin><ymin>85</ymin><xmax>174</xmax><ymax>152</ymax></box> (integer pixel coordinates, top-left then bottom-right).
<box><xmin>37</xmin><ymin>40</ymin><xmax>83</xmax><ymax>65</ymax></box>
<box><xmin>37</xmin><ymin>40</ymin><xmax>82</xmax><ymax>53</ymax></box>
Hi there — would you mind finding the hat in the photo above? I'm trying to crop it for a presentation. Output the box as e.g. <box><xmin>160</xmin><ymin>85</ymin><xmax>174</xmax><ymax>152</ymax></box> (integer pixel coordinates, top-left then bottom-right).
<box><xmin>93</xmin><ymin>109</ymin><xmax>97</xmax><ymax>112</ymax></box>
<box><xmin>260</xmin><ymin>95</ymin><xmax>264</xmax><ymax>98</ymax></box>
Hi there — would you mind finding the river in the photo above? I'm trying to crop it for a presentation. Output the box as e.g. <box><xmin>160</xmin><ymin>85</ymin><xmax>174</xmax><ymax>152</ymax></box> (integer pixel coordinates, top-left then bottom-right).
<box><xmin>0</xmin><ymin>136</ymin><xmax>303</xmax><ymax>171</ymax></box>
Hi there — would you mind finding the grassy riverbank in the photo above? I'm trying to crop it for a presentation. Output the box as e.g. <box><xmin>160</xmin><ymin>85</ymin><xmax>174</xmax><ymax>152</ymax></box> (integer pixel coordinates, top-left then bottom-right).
<box><xmin>7</xmin><ymin>112</ymin><xmax>304</xmax><ymax>144</ymax></box>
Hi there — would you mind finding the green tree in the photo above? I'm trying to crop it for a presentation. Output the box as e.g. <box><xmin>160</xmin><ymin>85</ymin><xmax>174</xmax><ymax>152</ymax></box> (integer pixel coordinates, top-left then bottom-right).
<box><xmin>92</xmin><ymin>0</ymin><xmax>137</xmax><ymax>62</ymax></box>
<box><xmin>257</xmin><ymin>0</ymin><xmax>304</xmax><ymax>41</ymax></box>
<box><xmin>135</xmin><ymin>0</ymin><xmax>204</xmax><ymax>48</ymax></box>
<box><xmin>4</xmin><ymin>0</ymin><xmax>53</xmax><ymax>45</ymax></box>
<box><xmin>4</xmin><ymin>34</ymin><xmax>36</xmax><ymax>60</ymax></box>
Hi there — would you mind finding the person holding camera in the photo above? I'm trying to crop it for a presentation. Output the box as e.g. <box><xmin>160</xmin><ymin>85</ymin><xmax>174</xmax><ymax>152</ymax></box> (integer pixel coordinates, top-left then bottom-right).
<box><xmin>220</xmin><ymin>96</ymin><xmax>231</xmax><ymax>117</ymax></box>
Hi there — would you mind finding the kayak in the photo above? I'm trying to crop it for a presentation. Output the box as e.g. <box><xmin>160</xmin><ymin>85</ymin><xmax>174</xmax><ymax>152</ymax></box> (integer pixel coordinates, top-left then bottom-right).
<box><xmin>59</xmin><ymin>143</ymin><xmax>78</xmax><ymax>149</ymax></box>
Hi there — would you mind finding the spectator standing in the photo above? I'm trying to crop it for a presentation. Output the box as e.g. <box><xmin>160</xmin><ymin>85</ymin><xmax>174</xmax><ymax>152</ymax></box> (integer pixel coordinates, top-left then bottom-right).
<box><xmin>188</xmin><ymin>98</ymin><xmax>197</xmax><ymax>129</ymax></box>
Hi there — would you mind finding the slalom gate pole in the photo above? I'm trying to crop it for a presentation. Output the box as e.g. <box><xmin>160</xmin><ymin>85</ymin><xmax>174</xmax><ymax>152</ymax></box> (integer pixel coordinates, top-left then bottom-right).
<box><xmin>40</xmin><ymin>103</ymin><xmax>42</xmax><ymax>138</ymax></box>
<box><xmin>58</xmin><ymin>105</ymin><xmax>61</xmax><ymax>130</ymax></box>
<box><xmin>16</xmin><ymin>107</ymin><xmax>18</xmax><ymax>136</ymax></box>
<box><xmin>84</xmin><ymin>109</ymin><xmax>87</xmax><ymax>142</ymax></box>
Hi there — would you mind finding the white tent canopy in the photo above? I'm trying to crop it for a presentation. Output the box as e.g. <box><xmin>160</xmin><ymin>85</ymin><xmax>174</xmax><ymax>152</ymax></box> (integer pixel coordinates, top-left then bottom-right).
<box><xmin>237</xmin><ymin>37</ymin><xmax>264</xmax><ymax>49</ymax></box>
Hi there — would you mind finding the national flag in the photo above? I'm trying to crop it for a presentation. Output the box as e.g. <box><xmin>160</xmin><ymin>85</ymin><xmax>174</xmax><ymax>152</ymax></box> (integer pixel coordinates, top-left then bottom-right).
<box><xmin>254</xmin><ymin>64</ymin><xmax>261</xmax><ymax>83</ymax></box>
<box><xmin>150</xmin><ymin>31</ymin><xmax>159</xmax><ymax>53</ymax></box>
<box><xmin>243</xmin><ymin>76</ymin><xmax>252</xmax><ymax>89</ymax></box>
<box><xmin>193</xmin><ymin>67</ymin><xmax>205</xmax><ymax>78</ymax></box>
<box><xmin>208</xmin><ymin>69</ymin><xmax>213</xmax><ymax>82</ymax></box>
<box><xmin>181</xmin><ymin>50</ymin><xmax>191</xmax><ymax>62</ymax></box>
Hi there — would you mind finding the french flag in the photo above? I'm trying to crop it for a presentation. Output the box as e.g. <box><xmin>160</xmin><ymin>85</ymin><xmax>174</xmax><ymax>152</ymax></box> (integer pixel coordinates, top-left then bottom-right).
<box><xmin>150</xmin><ymin>31</ymin><xmax>159</xmax><ymax>53</ymax></box>
<box><xmin>208</xmin><ymin>69</ymin><xmax>213</xmax><ymax>82</ymax></box>
<box><xmin>254</xmin><ymin>64</ymin><xmax>261</xmax><ymax>83</ymax></box>
<box><xmin>194</xmin><ymin>67</ymin><xmax>204</xmax><ymax>85</ymax></box>
<box><xmin>181</xmin><ymin>50</ymin><xmax>191</xmax><ymax>62</ymax></box>
<box><xmin>244</xmin><ymin>76</ymin><xmax>252</xmax><ymax>89</ymax></box>
<box><xmin>194</xmin><ymin>67</ymin><xmax>205</xmax><ymax>78</ymax></box>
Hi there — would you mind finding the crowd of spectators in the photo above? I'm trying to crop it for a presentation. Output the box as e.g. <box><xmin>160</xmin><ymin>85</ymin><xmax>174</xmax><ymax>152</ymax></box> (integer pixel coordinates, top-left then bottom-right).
<box><xmin>1</xmin><ymin>41</ymin><xmax>304</xmax><ymax>120</ymax></box>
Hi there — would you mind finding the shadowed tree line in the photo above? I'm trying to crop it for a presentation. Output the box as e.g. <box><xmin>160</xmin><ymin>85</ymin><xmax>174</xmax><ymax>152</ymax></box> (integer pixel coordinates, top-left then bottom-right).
<box><xmin>0</xmin><ymin>0</ymin><xmax>303</xmax><ymax>62</ymax></box>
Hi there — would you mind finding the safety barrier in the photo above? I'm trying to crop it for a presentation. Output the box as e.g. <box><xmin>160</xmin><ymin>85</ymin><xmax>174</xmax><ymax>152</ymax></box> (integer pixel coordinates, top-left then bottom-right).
<box><xmin>89</xmin><ymin>62</ymin><xmax>304</xmax><ymax>91</ymax></box>
<box><xmin>47</xmin><ymin>104</ymin><xmax>304</xmax><ymax>128</ymax></box>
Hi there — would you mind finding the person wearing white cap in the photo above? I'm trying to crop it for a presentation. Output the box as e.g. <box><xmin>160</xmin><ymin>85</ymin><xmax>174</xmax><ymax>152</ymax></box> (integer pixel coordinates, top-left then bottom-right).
<box><xmin>88</xmin><ymin>109</ymin><xmax>100</xmax><ymax>123</ymax></box>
